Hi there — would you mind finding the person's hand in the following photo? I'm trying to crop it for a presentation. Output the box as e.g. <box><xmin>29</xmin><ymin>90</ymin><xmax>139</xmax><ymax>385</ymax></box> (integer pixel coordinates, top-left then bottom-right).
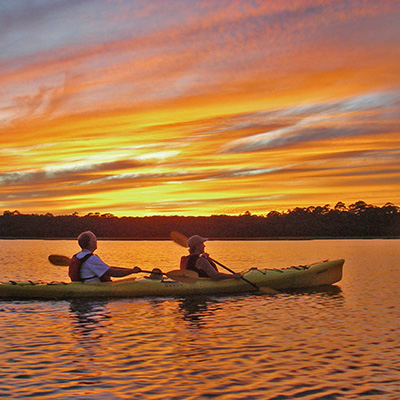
<box><xmin>132</xmin><ymin>266</ymin><xmax>141</xmax><ymax>274</ymax></box>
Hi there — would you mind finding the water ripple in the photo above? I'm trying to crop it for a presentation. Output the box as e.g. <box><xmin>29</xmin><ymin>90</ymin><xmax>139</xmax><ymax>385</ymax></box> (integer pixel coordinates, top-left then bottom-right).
<box><xmin>1</xmin><ymin>240</ymin><xmax>400</xmax><ymax>398</ymax></box>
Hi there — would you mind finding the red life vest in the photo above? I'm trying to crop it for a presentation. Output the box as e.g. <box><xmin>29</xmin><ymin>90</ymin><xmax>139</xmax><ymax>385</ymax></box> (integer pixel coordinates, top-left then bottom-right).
<box><xmin>68</xmin><ymin>253</ymin><xmax>93</xmax><ymax>282</ymax></box>
<box><xmin>180</xmin><ymin>256</ymin><xmax>189</xmax><ymax>270</ymax></box>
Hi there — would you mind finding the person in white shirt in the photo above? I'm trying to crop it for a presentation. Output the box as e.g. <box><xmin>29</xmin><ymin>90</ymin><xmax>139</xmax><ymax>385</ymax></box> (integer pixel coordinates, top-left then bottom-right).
<box><xmin>75</xmin><ymin>231</ymin><xmax>141</xmax><ymax>283</ymax></box>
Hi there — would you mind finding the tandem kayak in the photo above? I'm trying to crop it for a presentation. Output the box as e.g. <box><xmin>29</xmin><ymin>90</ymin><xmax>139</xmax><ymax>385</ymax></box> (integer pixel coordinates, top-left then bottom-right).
<box><xmin>0</xmin><ymin>259</ymin><xmax>344</xmax><ymax>300</ymax></box>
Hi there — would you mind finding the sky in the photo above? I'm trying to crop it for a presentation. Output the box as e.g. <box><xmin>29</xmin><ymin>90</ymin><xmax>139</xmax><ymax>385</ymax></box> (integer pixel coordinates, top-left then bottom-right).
<box><xmin>1</xmin><ymin>0</ymin><xmax>399</xmax><ymax>217</ymax></box>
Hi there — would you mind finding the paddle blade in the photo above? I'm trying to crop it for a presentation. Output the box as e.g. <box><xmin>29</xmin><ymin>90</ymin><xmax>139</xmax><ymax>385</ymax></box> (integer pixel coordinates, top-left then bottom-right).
<box><xmin>166</xmin><ymin>269</ymin><xmax>198</xmax><ymax>284</ymax></box>
<box><xmin>170</xmin><ymin>231</ymin><xmax>188</xmax><ymax>248</ymax></box>
<box><xmin>48</xmin><ymin>254</ymin><xmax>70</xmax><ymax>266</ymax></box>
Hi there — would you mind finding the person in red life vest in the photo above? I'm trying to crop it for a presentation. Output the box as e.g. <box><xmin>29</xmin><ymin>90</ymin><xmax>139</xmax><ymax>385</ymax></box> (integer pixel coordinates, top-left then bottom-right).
<box><xmin>72</xmin><ymin>231</ymin><xmax>141</xmax><ymax>282</ymax></box>
<box><xmin>180</xmin><ymin>235</ymin><xmax>241</xmax><ymax>281</ymax></box>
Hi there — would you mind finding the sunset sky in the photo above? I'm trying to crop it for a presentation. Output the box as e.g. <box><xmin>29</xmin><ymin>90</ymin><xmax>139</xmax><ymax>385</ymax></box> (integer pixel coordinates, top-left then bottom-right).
<box><xmin>1</xmin><ymin>0</ymin><xmax>399</xmax><ymax>217</ymax></box>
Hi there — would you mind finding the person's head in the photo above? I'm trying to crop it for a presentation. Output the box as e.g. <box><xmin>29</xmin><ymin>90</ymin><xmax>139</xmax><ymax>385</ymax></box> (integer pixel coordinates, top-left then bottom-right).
<box><xmin>187</xmin><ymin>235</ymin><xmax>208</xmax><ymax>254</ymax></box>
<box><xmin>78</xmin><ymin>231</ymin><xmax>97</xmax><ymax>251</ymax></box>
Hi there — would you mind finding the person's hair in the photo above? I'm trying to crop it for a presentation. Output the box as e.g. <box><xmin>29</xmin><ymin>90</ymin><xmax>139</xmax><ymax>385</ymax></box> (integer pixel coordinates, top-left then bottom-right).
<box><xmin>78</xmin><ymin>231</ymin><xmax>95</xmax><ymax>249</ymax></box>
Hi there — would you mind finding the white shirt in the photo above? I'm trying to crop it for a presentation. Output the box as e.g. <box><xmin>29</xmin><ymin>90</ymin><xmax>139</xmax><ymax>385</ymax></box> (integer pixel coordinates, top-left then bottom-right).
<box><xmin>77</xmin><ymin>249</ymin><xmax>110</xmax><ymax>283</ymax></box>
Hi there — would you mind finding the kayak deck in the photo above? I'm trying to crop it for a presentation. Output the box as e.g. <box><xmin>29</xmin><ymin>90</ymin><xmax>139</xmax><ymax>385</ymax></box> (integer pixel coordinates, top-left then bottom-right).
<box><xmin>0</xmin><ymin>259</ymin><xmax>344</xmax><ymax>300</ymax></box>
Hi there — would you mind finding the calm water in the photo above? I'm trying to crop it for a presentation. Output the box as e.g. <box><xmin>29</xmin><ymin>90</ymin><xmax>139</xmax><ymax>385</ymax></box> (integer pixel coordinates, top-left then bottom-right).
<box><xmin>0</xmin><ymin>239</ymin><xmax>399</xmax><ymax>399</ymax></box>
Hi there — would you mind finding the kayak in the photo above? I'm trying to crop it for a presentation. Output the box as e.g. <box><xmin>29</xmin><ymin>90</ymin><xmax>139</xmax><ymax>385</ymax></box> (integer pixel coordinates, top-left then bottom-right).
<box><xmin>0</xmin><ymin>259</ymin><xmax>344</xmax><ymax>300</ymax></box>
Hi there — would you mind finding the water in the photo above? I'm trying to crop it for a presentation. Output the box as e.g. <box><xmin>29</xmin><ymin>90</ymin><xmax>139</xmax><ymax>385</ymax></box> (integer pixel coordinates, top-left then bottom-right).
<box><xmin>0</xmin><ymin>239</ymin><xmax>399</xmax><ymax>399</ymax></box>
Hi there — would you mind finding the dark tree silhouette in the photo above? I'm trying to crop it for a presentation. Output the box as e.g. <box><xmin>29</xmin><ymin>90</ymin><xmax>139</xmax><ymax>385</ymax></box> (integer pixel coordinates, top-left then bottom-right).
<box><xmin>0</xmin><ymin>201</ymin><xmax>399</xmax><ymax>239</ymax></box>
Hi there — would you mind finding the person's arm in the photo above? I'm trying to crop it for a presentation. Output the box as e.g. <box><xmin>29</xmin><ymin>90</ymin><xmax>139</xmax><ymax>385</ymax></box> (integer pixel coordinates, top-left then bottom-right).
<box><xmin>103</xmin><ymin>266</ymin><xmax>141</xmax><ymax>278</ymax></box>
<box><xmin>196</xmin><ymin>257</ymin><xmax>241</xmax><ymax>281</ymax></box>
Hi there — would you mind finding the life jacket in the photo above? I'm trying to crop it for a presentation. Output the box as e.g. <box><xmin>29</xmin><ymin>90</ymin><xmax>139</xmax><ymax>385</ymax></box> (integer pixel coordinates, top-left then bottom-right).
<box><xmin>185</xmin><ymin>254</ymin><xmax>218</xmax><ymax>278</ymax></box>
<box><xmin>180</xmin><ymin>256</ymin><xmax>189</xmax><ymax>270</ymax></box>
<box><xmin>68</xmin><ymin>253</ymin><xmax>93</xmax><ymax>282</ymax></box>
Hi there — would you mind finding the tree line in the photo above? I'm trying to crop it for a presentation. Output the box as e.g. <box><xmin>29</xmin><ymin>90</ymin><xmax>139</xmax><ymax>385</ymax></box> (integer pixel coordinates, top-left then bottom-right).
<box><xmin>0</xmin><ymin>201</ymin><xmax>399</xmax><ymax>239</ymax></box>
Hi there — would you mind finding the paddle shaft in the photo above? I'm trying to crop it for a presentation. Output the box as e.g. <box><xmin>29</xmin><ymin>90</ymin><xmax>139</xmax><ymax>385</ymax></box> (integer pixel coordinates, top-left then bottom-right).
<box><xmin>208</xmin><ymin>256</ymin><xmax>260</xmax><ymax>290</ymax></box>
<box><xmin>48</xmin><ymin>254</ymin><xmax>198</xmax><ymax>284</ymax></box>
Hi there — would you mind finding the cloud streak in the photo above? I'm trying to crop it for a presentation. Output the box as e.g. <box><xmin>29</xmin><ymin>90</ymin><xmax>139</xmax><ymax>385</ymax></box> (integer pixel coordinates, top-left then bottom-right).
<box><xmin>0</xmin><ymin>0</ymin><xmax>399</xmax><ymax>216</ymax></box>
<box><xmin>222</xmin><ymin>91</ymin><xmax>400</xmax><ymax>153</ymax></box>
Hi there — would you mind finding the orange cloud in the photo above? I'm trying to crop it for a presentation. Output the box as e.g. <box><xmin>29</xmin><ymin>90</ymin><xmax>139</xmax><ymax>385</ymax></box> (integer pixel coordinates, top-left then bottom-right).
<box><xmin>1</xmin><ymin>1</ymin><xmax>399</xmax><ymax>216</ymax></box>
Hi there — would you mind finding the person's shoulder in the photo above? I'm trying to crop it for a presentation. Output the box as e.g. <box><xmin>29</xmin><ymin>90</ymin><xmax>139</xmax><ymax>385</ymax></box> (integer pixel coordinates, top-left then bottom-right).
<box><xmin>78</xmin><ymin>252</ymin><xmax>99</xmax><ymax>263</ymax></box>
<box><xmin>88</xmin><ymin>253</ymin><xmax>102</xmax><ymax>262</ymax></box>
<box><xmin>89</xmin><ymin>254</ymin><xmax>109</xmax><ymax>267</ymax></box>
<box><xmin>76</xmin><ymin>250</ymin><xmax>91</xmax><ymax>258</ymax></box>
<box><xmin>196</xmin><ymin>256</ymin><xmax>211</xmax><ymax>267</ymax></box>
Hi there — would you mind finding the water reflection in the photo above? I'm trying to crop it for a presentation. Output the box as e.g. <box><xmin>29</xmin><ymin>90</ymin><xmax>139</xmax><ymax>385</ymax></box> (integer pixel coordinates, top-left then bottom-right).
<box><xmin>178</xmin><ymin>296</ymin><xmax>215</xmax><ymax>327</ymax></box>
<box><xmin>288</xmin><ymin>285</ymin><xmax>345</xmax><ymax>305</ymax></box>
<box><xmin>68</xmin><ymin>299</ymin><xmax>112</xmax><ymax>344</ymax></box>
<box><xmin>66</xmin><ymin>300</ymin><xmax>114</xmax><ymax>390</ymax></box>
<box><xmin>286</xmin><ymin>284</ymin><xmax>343</xmax><ymax>296</ymax></box>
<box><xmin>177</xmin><ymin>286</ymin><xmax>344</xmax><ymax>324</ymax></box>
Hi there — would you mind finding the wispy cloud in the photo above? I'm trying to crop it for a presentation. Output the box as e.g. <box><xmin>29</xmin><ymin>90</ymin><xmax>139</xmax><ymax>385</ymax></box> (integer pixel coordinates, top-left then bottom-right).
<box><xmin>222</xmin><ymin>91</ymin><xmax>400</xmax><ymax>153</ymax></box>
<box><xmin>0</xmin><ymin>1</ymin><xmax>399</xmax><ymax>216</ymax></box>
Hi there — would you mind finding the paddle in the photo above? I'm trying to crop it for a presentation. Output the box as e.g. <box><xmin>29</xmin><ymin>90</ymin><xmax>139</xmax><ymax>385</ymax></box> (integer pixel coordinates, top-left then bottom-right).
<box><xmin>48</xmin><ymin>254</ymin><xmax>70</xmax><ymax>266</ymax></box>
<box><xmin>170</xmin><ymin>231</ymin><xmax>278</xmax><ymax>294</ymax></box>
<box><xmin>48</xmin><ymin>254</ymin><xmax>198</xmax><ymax>284</ymax></box>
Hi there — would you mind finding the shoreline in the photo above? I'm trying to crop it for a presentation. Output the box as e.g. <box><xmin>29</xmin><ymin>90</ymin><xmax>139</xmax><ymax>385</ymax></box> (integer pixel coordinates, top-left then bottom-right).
<box><xmin>1</xmin><ymin>236</ymin><xmax>399</xmax><ymax>241</ymax></box>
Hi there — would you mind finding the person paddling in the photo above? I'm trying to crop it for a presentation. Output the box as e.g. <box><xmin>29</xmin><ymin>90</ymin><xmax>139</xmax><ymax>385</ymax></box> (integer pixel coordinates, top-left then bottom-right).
<box><xmin>71</xmin><ymin>231</ymin><xmax>141</xmax><ymax>282</ymax></box>
<box><xmin>180</xmin><ymin>235</ymin><xmax>241</xmax><ymax>281</ymax></box>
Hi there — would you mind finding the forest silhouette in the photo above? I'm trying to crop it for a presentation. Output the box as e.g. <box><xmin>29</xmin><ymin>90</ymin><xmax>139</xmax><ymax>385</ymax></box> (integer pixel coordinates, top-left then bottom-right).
<box><xmin>1</xmin><ymin>201</ymin><xmax>399</xmax><ymax>239</ymax></box>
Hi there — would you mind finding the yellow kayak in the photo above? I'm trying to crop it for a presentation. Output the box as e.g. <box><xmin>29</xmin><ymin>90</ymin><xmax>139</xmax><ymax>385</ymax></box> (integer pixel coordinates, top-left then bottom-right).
<box><xmin>0</xmin><ymin>259</ymin><xmax>344</xmax><ymax>300</ymax></box>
